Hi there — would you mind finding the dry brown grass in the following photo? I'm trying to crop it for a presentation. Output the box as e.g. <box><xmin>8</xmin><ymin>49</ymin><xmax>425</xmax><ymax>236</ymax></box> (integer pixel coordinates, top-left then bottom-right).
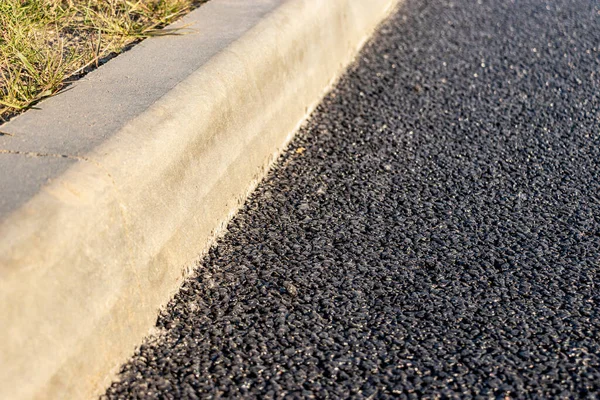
<box><xmin>0</xmin><ymin>0</ymin><xmax>205</xmax><ymax>122</ymax></box>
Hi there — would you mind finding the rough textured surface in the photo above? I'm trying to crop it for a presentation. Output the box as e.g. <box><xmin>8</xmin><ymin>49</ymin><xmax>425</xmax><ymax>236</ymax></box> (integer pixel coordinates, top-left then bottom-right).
<box><xmin>106</xmin><ymin>0</ymin><xmax>600</xmax><ymax>398</ymax></box>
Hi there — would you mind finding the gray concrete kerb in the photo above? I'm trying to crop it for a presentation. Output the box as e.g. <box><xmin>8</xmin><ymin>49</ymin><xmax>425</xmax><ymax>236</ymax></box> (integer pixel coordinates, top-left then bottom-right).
<box><xmin>0</xmin><ymin>0</ymin><xmax>400</xmax><ymax>398</ymax></box>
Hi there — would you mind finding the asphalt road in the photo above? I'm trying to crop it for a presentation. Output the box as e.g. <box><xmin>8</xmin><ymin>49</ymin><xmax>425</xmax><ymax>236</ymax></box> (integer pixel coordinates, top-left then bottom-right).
<box><xmin>105</xmin><ymin>0</ymin><xmax>600</xmax><ymax>398</ymax></box>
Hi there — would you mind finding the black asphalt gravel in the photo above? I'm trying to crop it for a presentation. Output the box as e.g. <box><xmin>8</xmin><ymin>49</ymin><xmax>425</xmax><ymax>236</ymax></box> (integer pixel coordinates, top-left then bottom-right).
<box><xmin>105</xmin><ymin>0</ymin><xmax>600</xmax><ymax>398</ymax></box>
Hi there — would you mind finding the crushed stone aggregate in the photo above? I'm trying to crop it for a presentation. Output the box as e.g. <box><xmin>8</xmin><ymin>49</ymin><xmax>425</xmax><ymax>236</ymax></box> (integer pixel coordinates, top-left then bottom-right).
<box><xmin>105</xmin><ymin>0</ymin><xmax>600</xmax><ymax>398</ymax></box>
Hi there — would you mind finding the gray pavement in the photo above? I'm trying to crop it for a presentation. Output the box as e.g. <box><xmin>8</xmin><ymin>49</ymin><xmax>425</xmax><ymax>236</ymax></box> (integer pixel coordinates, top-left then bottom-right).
<box><xmin>105</xmin><ymin>0</ymin><xmax>600</xmax><ymax>398</ymax></box>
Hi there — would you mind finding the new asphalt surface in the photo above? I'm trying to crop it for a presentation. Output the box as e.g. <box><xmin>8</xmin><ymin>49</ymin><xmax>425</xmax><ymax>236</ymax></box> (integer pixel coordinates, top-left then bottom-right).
<box><xmin>105</xmin><ymin>0</ymin><xmax>600</xmax><ymax>398</ymax></box>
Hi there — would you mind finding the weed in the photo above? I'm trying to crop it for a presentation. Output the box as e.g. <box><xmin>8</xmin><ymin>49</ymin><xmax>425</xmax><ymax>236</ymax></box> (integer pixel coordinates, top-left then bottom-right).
<box><xmin>0</xmin><ymin>0</ymin><xmax>204</xmax><ymax>122</ymax></box>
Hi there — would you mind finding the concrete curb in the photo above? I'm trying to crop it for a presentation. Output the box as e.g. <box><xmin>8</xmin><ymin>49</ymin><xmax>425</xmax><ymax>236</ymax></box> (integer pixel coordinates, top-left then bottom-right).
<box><xmin>0</xmin><ymin>0</ymin><xmax>399</xmax><ymax>398</ymax></box>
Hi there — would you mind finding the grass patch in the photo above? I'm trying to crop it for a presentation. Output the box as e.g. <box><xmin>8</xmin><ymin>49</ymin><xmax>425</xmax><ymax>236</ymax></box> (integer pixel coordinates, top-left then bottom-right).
<box><xmin>0</xmin><ymin>0</ymin><xmax>205</xmax><ymax>122</ymax></box>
